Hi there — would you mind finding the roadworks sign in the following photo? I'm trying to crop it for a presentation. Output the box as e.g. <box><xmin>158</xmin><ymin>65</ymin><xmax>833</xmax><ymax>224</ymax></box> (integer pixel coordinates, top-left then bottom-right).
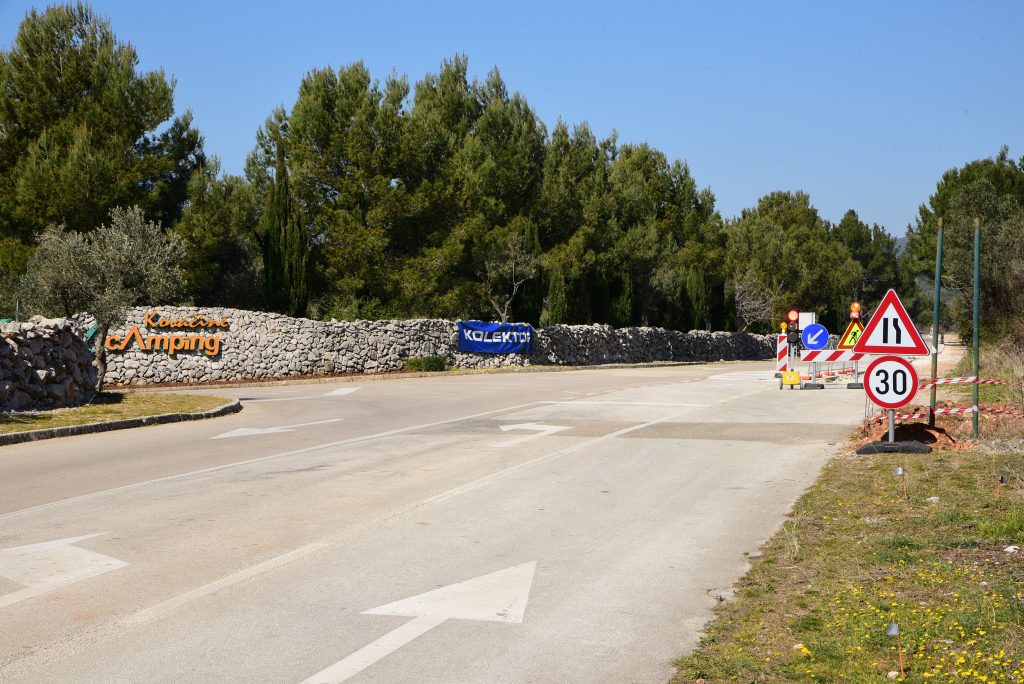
<box><xmin>836</xmin><ymin>319</ymin><xmax>864</xmax><ymax>350</ymax></box>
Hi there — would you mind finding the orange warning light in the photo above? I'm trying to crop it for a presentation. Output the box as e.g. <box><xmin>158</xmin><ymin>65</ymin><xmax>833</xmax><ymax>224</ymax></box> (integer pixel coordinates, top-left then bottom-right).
<box><xmin>850</xmin><ymin>302</ymin><xmax>861</xmax><ymax>312</ymax></box>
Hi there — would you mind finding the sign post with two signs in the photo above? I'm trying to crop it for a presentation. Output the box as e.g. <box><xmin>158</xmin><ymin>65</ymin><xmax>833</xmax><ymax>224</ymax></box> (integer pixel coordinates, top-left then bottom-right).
<box><xmin>854</xmin><ymin>289</ymin><xmax>933</xmax><ymax>454</ymax></box>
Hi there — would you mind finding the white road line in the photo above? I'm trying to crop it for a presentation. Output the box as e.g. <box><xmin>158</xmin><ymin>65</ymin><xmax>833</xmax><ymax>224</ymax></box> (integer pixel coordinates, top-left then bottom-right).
<box><xmin>243</xmin><ymin>396</ymin><xmax>316</xmax><ymax>403</ymax></box>
<box><xmin>538</xmin><ymin>400</ymin><xmax>705</xmax><ymax>407</ymax></box>
<box><xmin>210</xmin><ymin>419</ymin><xmax>343</xmax><ymax>440</ymax></box>
<box><xmin>126</xmin><ymin>543</ymin><xmax>329</xmax><ymax>626</ymax></box>
<box><xmin>0</xmin><ymin>401</ymin><xmax>544</xmax><ymax>521</ymax></box>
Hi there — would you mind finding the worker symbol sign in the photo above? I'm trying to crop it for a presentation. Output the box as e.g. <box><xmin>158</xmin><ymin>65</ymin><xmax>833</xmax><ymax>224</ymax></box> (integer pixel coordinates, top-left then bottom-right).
<box><xmin>853</xmin><ymin>289</ymin><xmax>930</xmax><ymax>356</ymax></box>
<box><xmin>864</xmin><ymin>355</ymin><xmax>918</xmax><ymax>409</ymax></box>
<box><xmin>836</xmin><ymin>319</ymin><xmax>864</xmax><ymax>350</ymax></box>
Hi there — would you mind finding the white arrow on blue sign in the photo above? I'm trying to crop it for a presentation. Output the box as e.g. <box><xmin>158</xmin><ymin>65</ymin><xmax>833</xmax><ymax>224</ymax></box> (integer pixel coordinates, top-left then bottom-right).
<box><xmin>801</xmin><ymin>323</ymin><xmax>829</xmax><ymax>350</ymax></box>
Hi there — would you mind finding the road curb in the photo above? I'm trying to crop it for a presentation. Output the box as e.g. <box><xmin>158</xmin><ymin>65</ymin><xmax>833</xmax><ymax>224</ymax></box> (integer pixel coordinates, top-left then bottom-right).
<box><xmin>0</xmin><ymin>399</ymin><xmax>243</xmax><ymax>447</ymax></box>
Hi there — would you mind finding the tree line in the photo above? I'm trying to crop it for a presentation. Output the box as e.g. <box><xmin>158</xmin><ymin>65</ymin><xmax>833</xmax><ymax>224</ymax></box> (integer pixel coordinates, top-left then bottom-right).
<box><xmin>1</xmin><ymin>4</ymin><xmax>1018</xmax><ymax>341</ymax></box>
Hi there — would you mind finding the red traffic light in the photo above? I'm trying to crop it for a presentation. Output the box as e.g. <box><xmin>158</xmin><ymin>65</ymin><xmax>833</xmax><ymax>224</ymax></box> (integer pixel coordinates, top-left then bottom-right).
<box><xmin>786</xmin><ymin>309</ymin><xmax>799</xmax><ymax>323</ymax></box>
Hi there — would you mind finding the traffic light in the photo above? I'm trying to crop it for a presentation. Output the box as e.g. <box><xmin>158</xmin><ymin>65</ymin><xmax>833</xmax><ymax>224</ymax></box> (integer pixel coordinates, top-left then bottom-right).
<box><xmin>786</xmin><ymin>309</ymin><xmax>801</xmax><ymax>345</ymax></box>
<box><xmin>786</xmin><ymin>308</ymin><xmax>800</xmax><ymax>331</ymax></box>
<box><xmin>850</xmin><ymin>301</ymin><xmax>861</xmax><ymax>319</ymax></box>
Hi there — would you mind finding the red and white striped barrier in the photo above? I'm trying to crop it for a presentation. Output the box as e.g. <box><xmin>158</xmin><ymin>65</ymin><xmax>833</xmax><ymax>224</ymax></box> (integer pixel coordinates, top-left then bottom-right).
<box><xmin>919</xmin><ymin>376</ymin><xmax>1007</xmax><ymax>388</ymax></box>
<box><xmin>776</xmin><ymin>334</ymin><xmax>788</xmax><ymax>373</ymax></box>
<box><xmin>800</xmin><ymin>350</ymin><xmax>865</xmax><ymax>363</ymax></box>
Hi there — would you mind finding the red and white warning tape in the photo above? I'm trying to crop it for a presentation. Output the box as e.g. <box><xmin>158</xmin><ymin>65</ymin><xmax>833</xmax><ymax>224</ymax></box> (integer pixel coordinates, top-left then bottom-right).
<box><xmin>919</xmin><ymin>376</ymin><xmax>1007</xmax><ymax>388</ymax></box>
<box><xmin>870</xmin><ymin>405</ymin><xmax>1024</xmax><ymax>423</ymax></box>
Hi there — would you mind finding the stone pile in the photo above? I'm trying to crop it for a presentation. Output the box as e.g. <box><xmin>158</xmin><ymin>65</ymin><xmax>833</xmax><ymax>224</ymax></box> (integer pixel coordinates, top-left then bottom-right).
<box><xmin>0</xmin><ymin>318</ymin><xmax>97</xmax><ymax>411</ymax></box>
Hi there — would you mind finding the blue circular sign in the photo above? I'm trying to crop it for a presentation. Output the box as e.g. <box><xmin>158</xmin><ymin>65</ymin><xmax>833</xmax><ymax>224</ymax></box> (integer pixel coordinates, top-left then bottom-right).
<box><xmin>801</xmin><ymin>323</ymin><xmax>829</xmax><ymax>350</ymax></box>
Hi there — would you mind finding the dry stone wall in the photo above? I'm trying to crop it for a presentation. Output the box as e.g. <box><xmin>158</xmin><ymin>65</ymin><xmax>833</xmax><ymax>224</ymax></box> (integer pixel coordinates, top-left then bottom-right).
<box><xmin>1</xmin><ymin>318</ymin><xmax>97</xmax><ymax>411</ymax></box>
<box><xmin>95</xmin><ymin>307</ymin><xmax>774</xmax><ymax>387</ymax></box>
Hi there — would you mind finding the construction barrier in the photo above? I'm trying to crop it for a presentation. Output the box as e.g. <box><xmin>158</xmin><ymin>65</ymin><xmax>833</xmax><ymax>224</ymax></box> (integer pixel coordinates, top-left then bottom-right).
<box><xmin>799</xmin><ymin>350</ymin><xmax>866</xmax><ymax>363</ymax></box>
<box><xmin>776</xmin><ymin>334</ymin><xmax>788</xmax><ymax>373</ymax></box>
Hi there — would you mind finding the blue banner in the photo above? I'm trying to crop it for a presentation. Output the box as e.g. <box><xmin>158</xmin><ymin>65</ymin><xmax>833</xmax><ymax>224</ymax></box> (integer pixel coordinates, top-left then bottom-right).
<box><xmin>457</xmin><ymin>321</ymin><xmax>534</xmax><ymax>354</ymax></box>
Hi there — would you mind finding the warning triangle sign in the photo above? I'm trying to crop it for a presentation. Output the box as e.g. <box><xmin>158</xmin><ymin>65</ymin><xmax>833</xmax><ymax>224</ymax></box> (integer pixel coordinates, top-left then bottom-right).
<box><xmin>836</xmin><ymin>319</ymin><xmax>864</xmax><ymax>349</ymax></box>
<box><xmin>853</xmin><ymin>289</ymin><xmax>930</xmax><ymax>355</ymax></box>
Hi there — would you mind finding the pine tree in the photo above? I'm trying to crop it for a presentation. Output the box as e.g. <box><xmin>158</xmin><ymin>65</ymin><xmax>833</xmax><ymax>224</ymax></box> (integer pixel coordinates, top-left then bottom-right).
<box><xmin>262</xmin><ymin>146</ymin><xmax>308</xmax><ymax>316</ymax></box>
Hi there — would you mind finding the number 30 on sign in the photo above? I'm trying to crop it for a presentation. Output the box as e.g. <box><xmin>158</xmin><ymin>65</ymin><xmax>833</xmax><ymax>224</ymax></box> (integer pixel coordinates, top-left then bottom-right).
<box><xmin>864</xmin><ymin>355</ymin><xmax>919</xmax><ymax>409</ymax></box>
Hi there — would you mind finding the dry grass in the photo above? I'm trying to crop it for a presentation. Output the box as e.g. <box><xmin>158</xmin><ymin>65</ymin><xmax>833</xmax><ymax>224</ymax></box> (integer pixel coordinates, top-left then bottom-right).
<box><xmin>0</xmin><ymin>392</ymin><xmax>230</xmax><ymax>435</ymax></box>
<box><xmin>673</xmin><ymin>446</ymin><xmax>1024</xmax><ymax>682</ymax></box>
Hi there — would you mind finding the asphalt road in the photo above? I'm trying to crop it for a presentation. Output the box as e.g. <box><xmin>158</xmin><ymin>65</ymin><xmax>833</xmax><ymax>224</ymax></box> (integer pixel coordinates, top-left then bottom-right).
<box><xmin>0</xmin><ymin>361</ymin><xmax>865</xmax><ymax>683</ymax></box>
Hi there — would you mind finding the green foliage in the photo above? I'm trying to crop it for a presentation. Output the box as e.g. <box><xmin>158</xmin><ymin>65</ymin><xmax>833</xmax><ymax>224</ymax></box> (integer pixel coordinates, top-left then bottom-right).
<box><xmin>0</xmin><ymin>3</ymin><xmax>203</xmax><ymax>314</ymax></box>
<box><xmin>403</xmin><ymin>355</ymin><xmax>448</xmax><ymax>372</ymax></box>
<box><xmin>903</xmin><ymin>147</ymin><xmax>1024</xmax><ymax>341</ymax></box>
<box><xmin>725</xmin><ymin>192</ymin><xmax>866</xmax><ymax>332</ymax></box>
<box><xmin>18</xmin><ymin>206</ymin><xmax>184</xmax><ymax>388</ymax></box>
<box><xmin>0</xmin><ymin>3</ymin><xmax>204</xmax><ymax>239</ymax></box>
<box><xmin>261</xmin><ymin>143</ymin><xmax>308</xmax><ymax>317</ymax></box>
<box><xmin>172</xmin><ymin>159</ymin><xmax>263</xmax><ymax>308</ymax></box>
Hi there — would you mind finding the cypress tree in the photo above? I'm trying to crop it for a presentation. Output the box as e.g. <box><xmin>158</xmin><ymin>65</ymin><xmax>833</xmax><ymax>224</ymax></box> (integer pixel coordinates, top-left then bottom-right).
<box><xmin>262</xmin><ymin>146</ymin><xmax>308</xmax><ymax>316</ymax></box>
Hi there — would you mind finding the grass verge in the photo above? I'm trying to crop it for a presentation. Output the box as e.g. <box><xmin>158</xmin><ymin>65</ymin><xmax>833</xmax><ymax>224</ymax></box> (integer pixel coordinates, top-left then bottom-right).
<box><xmin>673</xmin><ymin>447</ymin><xmax>1024</xmax><ymax>682</ymax></box>
<box><xmin>0</xmin><ymin>392</ymin><xmax>231</xmax><ymax>435</ymax></box>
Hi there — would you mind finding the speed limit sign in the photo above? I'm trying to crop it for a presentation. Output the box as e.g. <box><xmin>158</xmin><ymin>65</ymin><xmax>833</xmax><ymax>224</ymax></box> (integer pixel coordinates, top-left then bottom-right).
<box><xmin>864</xmin><ymin>355</ymin><xmax>919</xmax><ymax>409</ymax></box>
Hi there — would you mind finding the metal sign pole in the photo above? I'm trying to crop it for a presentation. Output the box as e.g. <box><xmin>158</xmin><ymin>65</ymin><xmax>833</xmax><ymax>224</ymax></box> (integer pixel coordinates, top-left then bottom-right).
<box><xmin>888</xmin><ymin>409</ymin><xmax>895</xmax><ymax>443</ymax></box>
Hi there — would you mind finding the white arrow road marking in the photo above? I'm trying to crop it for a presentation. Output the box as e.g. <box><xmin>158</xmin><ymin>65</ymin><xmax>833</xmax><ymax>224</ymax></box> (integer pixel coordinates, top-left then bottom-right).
<box><xmin>300</xmin><ymin>561</ymin><xmax>536</xmax><ymax>684</ymax></box>
<box><xmin>0</xmin><ymin>533</ymin><xmax>126</xmax><ymax>609</ymax></box>
<box><xmin>210</xmin><ymin>418</ymin><xmax>342</xmax><ymax>440</ymax></box>
<box><xmin>325</xmin><ymin>387</ymin><xmax>360</xmax><ymax>397</ymax></box>
<box><xmin>496</xmin><ymin>422</ymin><xmax>571</xmax><ymax>448</ymax></box>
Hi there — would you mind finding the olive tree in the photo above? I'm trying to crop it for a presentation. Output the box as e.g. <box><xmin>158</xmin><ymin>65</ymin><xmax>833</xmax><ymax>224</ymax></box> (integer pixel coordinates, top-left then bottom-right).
<box><xmin>19</xmin><ymin>206</ymin><xmax>183</xmax><ymax>389</ymax></box>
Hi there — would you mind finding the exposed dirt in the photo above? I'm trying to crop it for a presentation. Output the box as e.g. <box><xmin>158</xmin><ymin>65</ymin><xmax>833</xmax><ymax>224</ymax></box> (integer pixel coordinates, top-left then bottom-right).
<box><xmin>856</xmin><ymin>419</ymin><xmax>969</xmax><ymax>450</ymax></box>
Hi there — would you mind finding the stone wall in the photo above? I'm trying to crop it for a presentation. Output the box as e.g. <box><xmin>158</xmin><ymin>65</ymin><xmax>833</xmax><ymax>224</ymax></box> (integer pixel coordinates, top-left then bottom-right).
<box><xmin>1</xmin><ymin>318</ymin><xmax>97</xmax><ymax>411</ymax></box>
<box><xmin>94</xmin><ymin>307</ymin><xmax>773</xmax><ymax>387</ymax></box>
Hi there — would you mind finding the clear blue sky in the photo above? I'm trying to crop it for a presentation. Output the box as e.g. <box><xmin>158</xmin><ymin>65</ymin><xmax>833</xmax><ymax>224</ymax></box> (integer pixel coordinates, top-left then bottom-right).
<box><xmin>2</xmin><ymin>0</ymin><xmax>1021</xmax><ymax>234</ymax></box>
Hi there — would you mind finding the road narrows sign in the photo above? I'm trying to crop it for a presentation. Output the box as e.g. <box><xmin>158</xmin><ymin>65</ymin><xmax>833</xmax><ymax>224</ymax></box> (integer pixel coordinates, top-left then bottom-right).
<box><xmin>836</xmin><ymin>319</ymin><xmax>864</xmax><ymax>350</ymax></box>
<box><xmin>853</xmin><ymin>289</ymin><xmax>929</xmax><ymax>355</ymax></box>
<box><xmin>864</xmin><ymin>355</ymin><xmax>919</xmax><ymax>409</ymax></box>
